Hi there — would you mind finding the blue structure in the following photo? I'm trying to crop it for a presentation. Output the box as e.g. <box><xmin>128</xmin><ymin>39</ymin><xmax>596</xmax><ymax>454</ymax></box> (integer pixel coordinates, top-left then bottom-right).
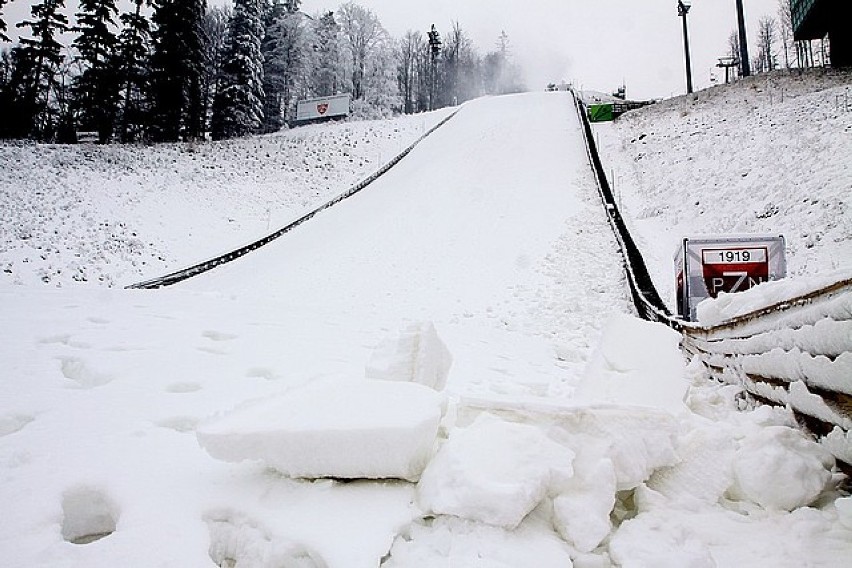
<box><xmin>790</xmin><ymin>0</ymin><xmax>852</xmax><ymax>67</ymax></box>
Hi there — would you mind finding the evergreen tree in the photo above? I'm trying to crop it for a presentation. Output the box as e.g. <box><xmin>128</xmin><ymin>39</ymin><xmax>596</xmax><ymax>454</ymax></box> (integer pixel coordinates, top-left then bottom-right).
<box><xmin>0</xmin><ymin>46</ymin><xmax>37</xmax><ymax>138</ymax></box>
<box><xmin>200</xmin><ymin>4</ymin><xmax>230</xmax><ymax>135</ymax></box>
<box><xmin>149</xmin><ymin>0</ymin><xmax>206</xmax><ymax>142</ymax></box>
<box><xmin>16</xmin><ymin>0</ymin><xmax>69</xmax><ymax>140</ymax></box>
<box><xmin>1</xmin><ymin>0</ymin><xmax>13</xmax><ymax>43</ymax></box>
<box><xmin>211</xmin><ymin>0</ymin><xmax>264</xmax><ymax>139</ymax></box>
<box><xmin>115</xmin><ymin>0</ymin><xmax>152</xmax><ymax>142</ymax></box>
<box><xmin>73</xmin><ymin>0</ymin><xmax>119</xmax><ymax>142</ymax></box>
<box><xmin>260</xmin><ymin>0</ymin><xmax>287</xmax><ymax>132</ymax></box>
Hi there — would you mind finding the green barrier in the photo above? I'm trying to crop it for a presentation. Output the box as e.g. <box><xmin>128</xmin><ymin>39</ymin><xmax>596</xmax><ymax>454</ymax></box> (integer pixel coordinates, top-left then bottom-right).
<box><xmin>588</xmin><ymin>104</ymin><xmax>614</xmax><ymax>122</ymax></box>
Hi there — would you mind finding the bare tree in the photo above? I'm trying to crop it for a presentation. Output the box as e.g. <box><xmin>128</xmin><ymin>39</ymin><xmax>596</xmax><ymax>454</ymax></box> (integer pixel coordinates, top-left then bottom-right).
<box><xmin>756</xmin><ymin>16</ymin><xmax>777</xmax><ymax>73</ymax></box>
<box><xmin>397</xmin><ymin>30</ymin><xmax>423</xmax><ymax>114</ymax></box>
<box><xmin>777</xmin><ymin>0</ymin><xmax>794</xmax><ymax>69</ymax></box>
<box><xmin>336</xmin><ymin>2</ymin><xmax>383</xmax><ymax>101</ymax></box>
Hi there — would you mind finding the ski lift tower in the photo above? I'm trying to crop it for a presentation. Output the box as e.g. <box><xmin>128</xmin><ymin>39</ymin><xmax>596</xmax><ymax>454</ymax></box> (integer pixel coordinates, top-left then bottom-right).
<box><xmin>427</xmin><ymin>24</ymin><xmax>442</xmax><ymax>111</ymax></box>
<box><xmin>735</xmin><ymin>0</ymin><xmax>751</xmax><ymax>77</ymax></box>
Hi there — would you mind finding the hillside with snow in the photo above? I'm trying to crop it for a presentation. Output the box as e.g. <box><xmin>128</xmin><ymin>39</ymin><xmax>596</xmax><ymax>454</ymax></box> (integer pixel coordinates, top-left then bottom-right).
<box><xmin>1</xmin><ymin>85</ymin><xmax>851</xmax><ymax>568</ymax></box>
<box><xmin>596</xmin><ymin>69</ymin><xmax>852</xmax><ymax>307</ymax></box>
<box><xmin>0</xmin><ymin>112</ymin><xmax>450</xmax><ymax>287</ymax></box>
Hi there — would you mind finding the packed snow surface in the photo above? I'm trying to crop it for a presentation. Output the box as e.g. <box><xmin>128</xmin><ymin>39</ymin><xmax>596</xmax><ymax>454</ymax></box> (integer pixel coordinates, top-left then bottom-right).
<box><xmin>2</xmin><ymin>85</ymin><xmax>852</xmax><ymax>567</ymax></box>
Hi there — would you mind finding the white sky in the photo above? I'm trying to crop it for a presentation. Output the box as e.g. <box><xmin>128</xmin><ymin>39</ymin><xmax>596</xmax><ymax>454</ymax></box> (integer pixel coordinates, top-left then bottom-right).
<box><xmin>4</xmin><ymin>0</ymin><xmax>784</xmax><ymax>100</ymax></box>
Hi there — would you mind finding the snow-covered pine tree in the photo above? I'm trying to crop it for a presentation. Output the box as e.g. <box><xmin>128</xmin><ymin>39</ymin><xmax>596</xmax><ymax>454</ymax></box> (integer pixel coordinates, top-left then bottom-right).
<box><xmin>115</xmin><ymin>0</ymin><xmax>152</xmax><ymax>142</ymax></box>
<box><xmin>259</xmin><ymin>0</ymin><xmax>287</xmax><ymax>133</ymax></box>
<box><xmin>211</xmin><ymin>0</ymin><xmax>264</xmax><ymax>139</ymax></box>
<box><xmin>0</xmin><ymin>47</ymin><xmax>37</xmax><ymax>138</ymax></box>
<box><xmin>15</xmin><ymin>0</ymin><xmax>69</xmax><ymax>140</ymax></box>
<box><xmin>0</xmin><ymin>0</ymin><xmax>13</xmax><ymax>42</ymax></box>
<box><xmin>149</xmin><ymin>0</ymin><xmax>206</xmax><ymax>142</ymax></box>
<box><xmin>72</xmin><ymin>0</ymin><xmax>119</xmax><ymax>143</ymax></box>
<box><xmin>200</xmin><ymin>4</ymin><xmax>230</xmax><ymax>136</ymax></box>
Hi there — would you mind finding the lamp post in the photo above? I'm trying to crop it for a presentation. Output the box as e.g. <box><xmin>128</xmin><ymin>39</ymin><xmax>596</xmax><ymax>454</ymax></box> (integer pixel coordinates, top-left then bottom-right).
<box><xmin>678</xmin><ymin>0</ymin><xmax>694</xmax><ymax>94</ymax></box>
<box><xmin>735</xmin><ymin>0</ymin><xmax>751</xmax><ymax>77</ymax></box>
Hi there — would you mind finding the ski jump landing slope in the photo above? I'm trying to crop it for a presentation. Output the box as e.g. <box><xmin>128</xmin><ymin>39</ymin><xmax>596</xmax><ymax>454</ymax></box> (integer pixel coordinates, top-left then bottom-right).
<box><xmin>184</xmin><ymin>93</ymin><xmax>631</xmax><ymax>354</ymax></box>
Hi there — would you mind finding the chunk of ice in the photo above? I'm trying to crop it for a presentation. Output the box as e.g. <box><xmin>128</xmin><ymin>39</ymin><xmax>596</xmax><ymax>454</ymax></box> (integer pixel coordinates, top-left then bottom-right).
<box><xmin>366</xmin><ymin>322</ymin><xmax>453</xmax><ymax>391</ymax></box>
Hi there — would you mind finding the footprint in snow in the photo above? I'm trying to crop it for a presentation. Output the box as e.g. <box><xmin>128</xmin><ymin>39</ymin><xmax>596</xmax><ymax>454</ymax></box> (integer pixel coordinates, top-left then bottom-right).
<box><xmin>202</xmin><ymin>330</ymin><xmax>238</xmax><ymax>342</ymax></box>
<box><xmin>0</xmin><ymin>414</ymin><xmax>35</xmax><ymax>437</ymax></box>
<box><xmin>59</xmin><ymin>357</ymin><xmax>114</xmax><ymax>388</ymax></box>
<box><xmin>165</xmin><ymin>382</ymin><xmax>202</xmax><ymax>394</ymax></box>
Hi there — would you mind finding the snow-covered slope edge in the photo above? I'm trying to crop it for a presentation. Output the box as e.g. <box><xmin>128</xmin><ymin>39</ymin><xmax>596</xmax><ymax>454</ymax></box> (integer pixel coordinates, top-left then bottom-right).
<box><xmin>597</xmin><ymin>69</ymin><xmax>852</xmax><ymax>309</ymax></box>
<box><xmin>129</xmin><ymin>107</ymin><xmax>462</xmax><ymax>289</ymax></box>
<box><xmin>0</xmin><ymin>110</ymin><xmax>453</xmax><ymax>288</ymax></box>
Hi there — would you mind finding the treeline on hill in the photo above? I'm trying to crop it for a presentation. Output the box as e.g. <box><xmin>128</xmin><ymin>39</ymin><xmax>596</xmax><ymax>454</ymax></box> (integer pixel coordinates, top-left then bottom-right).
<box><xmin>0</xmin><ymin>0</ymin><xmax>524</xmax><ymax>144</ymax></box>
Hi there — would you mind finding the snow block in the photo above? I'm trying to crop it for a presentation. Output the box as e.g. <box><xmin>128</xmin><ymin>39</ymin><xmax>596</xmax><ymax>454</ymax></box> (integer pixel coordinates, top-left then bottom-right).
<box><xmin>729</xmin><ymin>425</ymin><xmax>834</xmax><ymax>511</ymax></box>
<box><xmin>552</xmin><ymin>452</ymin><xmax>617</xmax><ymax>553</ymax></box>
<box><xmin>197</xmin><ymin>380</ymin><xmax>445</xmax><ymax>482</ymax></box>
<box><xmin>417</xmin><ymin>415</ymin><xmax>575</xmax><ymax>529</ymax></box>
<box><xmin>366</xmin><ymin>322</ymin><xmax>453</xmax><ymax>391</ymax></box>
<box><xmin>576</xmin><ymin>315</ymin><xmax>686</xmax><ymax>413</ymax></box>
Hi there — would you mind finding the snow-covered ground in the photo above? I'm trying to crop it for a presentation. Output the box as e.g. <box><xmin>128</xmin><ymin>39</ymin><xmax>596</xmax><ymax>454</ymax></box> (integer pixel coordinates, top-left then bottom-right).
<box><xmin>1</xmin><ymin>88</ymin><xmax>851</xmax><ymax>567</ymax></box>
<box><xmin>0</xmin><ymin>112</ymin><xmax>451</xmax><ymax>288</ymax></box>
<box><xmin>596</xmin><ymin>69</ymin><xmax>852</xmax><ymax>309</ymax></box>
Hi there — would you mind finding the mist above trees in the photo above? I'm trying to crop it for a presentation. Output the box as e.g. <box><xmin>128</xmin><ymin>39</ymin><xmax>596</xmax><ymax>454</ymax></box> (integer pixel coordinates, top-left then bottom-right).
<box><xmin>0</xmin><ymin>0</ymin><xmax>526</xmax><ymax>143</ymax></box>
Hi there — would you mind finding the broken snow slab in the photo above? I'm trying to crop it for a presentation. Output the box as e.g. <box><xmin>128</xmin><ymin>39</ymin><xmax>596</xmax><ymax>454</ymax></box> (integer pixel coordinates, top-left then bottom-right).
<box><xmin>575</xmin><ymin>314</ymin><xmax>687</xmax><ymax>413</ymax></box>
<box><xmin>197</xmin><ymin>379</ymin><xmax>445</xmax><ymax>482</ymax></box>
<box><xmin>365</xmin><ymin>321</ymin><xmax>453</xmax><ymax>391</ymax></box>
<box><xmin>417</xmin><ymin>414</ymin><xmax>575</xmax><ymax>529</ymax></box>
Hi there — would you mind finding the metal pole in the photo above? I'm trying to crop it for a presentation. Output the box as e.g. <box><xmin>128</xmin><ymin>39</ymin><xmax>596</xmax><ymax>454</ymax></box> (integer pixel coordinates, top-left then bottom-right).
<box><xmin>735</xmin><ymin>0</ymin><xmax>751</xmax><ymax>77</ymax></box>
<box><xmin>679</xmin><ymin>2</ymin><xmax>694</xmax><ymax>94</ymax></box>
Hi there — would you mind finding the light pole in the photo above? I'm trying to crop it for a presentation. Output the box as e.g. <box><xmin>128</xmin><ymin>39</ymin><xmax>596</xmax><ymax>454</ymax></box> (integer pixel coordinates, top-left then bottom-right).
<box><xmin>678</xmin><ymin>0</ymin><xmax>694</xmax><ymax>94</ymax></box>
<box><xmin>735</xmin><ymin>0</ymin><xmax>751</xmax><ymax>77</ymax></box>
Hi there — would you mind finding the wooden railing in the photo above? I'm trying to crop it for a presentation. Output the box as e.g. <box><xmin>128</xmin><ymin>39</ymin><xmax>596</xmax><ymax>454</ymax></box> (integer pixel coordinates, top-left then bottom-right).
<box><xmin>572</xmin><ymin>87</ymin><xmax>852</xmax><ymax>468</ymax></box>
<box><xmin>681</xmin><ymin>278</ymin><xmax>852</xmax><ymax>469</ymax></box>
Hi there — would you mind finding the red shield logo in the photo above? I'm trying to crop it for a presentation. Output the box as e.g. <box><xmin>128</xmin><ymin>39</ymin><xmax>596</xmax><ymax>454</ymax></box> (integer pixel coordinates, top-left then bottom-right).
<box><xmin>317</xmin><ymin>103</ymin><xmax>329</xmax><ymax>115</ymax></box>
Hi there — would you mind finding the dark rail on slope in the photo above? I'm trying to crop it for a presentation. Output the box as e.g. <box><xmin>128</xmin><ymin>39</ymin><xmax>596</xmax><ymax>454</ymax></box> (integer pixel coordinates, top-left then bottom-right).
<box><xmin>569</xmin><ymin>90</ymin><xmax>676</xmax><ymax>328</ymax></box>
<box><xmin>127</xmin><ymin>108</ymin><xmax>463</xmax><ymax>289</ymax></box>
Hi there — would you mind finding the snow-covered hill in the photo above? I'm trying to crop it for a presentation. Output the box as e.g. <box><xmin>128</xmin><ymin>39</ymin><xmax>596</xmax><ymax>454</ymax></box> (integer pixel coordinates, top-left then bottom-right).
<box><xmin>596</xmin><ymin>69</ymin><xmax>852</xmax><ymax>307</ymax></box>
<box><xmin>1</xmin><ymin>86</ymin><xmax>851</xmax><ymax>568</ymax></box>
<box><xmin>0</xmin><ymin>112</ymin><xmax>450</xmax><ymax>287</ymax></box>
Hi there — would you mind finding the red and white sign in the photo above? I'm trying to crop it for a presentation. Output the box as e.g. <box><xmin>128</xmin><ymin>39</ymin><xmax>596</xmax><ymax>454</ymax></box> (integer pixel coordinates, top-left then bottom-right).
<box><xmin>701</xmin><ymin>247</ymin><xmax>769</xmax><ymax>297</ymax></box>
<box><xmin>296</xmin><ymin>93</ymin><xmax>351</xmax><ymax>122</ymax></box>
<box><xmin>674</xmin><ymin>235</ymin><xmax>786</xmax><ymax>321</ymax></box>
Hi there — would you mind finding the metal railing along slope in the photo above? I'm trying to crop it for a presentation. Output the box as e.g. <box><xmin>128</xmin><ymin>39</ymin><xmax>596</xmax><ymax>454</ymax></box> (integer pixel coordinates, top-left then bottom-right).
<box><xmin>127</xmin><ymin>108</ymin><xmax>462</xmax><ymax>289</ymax></box>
